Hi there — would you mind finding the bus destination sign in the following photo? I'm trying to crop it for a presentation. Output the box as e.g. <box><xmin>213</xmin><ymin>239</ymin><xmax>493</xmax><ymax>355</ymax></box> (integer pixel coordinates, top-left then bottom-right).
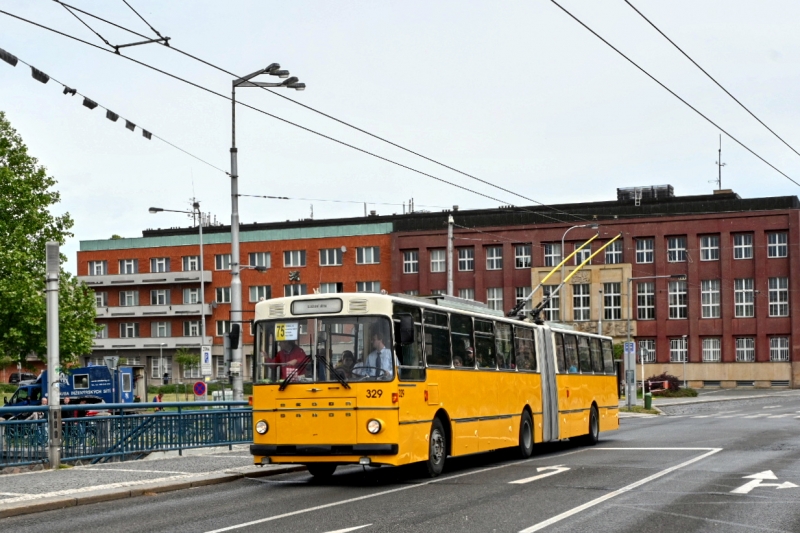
<box><xmin>291</xmin><ymin>298</ymin><xmax>343</xmax><ymax>315</ymax></box>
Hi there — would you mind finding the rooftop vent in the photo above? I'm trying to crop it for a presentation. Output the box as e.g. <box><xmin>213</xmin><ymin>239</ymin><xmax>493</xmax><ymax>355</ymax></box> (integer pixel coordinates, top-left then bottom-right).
<box><xmin>617</xmin><ymin>185</ymin><xmax>674</xmax><ymax>202</ymax></box>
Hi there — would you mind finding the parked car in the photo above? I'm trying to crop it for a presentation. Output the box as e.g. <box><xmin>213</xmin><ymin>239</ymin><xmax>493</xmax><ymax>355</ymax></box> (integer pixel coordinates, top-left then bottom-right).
<box><xmin>8</xmin><ymin>372</ymin><xmax>37</xmax><ymax>384</ymax></box>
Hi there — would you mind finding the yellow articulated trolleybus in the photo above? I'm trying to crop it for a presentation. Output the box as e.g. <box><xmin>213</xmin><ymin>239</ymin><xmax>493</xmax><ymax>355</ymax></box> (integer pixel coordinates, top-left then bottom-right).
<box><xmin>250</xmin><ymin>262</ymin><xmax>620</xmax><ymax>478</ymax></box>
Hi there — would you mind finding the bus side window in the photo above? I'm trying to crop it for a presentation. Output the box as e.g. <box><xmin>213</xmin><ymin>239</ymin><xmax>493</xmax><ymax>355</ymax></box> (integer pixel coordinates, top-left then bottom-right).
<box><xmin>394</xmin><ymin>303</ymin><xmax>426</xmax><ymax>380</ymax></box>
<box><xmin>555</xmin><ymin>333</ymin><xmax>565</xmax><ymax>373</ymax></box>
<box><xmin>577</xmin><ymin>336</ymin><xmax>592</xmax><ymax>373</ymax></box>
<box><xmin>450</xmin><ymin>313</ymin><xmax>474</xmax><ymax>368</ymax></box>
<box><xmin>564</xmin><ymin>335</ymin><xmax>579</xmax><ymax>373</ymax></box>
<box><xmin>475</xmin><ymin>320</ymin><xmax>495</xmax><ymax>369</ymax></box>
<box><xmin>494</xmin><ymin>322</ymin><xmax>514</xmax><ymax>369</ymax></box>
<box><xmin>601</xmin><ymin>339</ymin><xmax>614</xmax><ymax>373</ymax></box>
<box><xmin>423</xmin><ymin>311</ymin><xmax>451</xmax><ymax>367</ymax></box>
<box><xmin>589</xmin><ymin>338</ymin><xmax>603</xmax><ymax>373</ymax></box>
<box><xmin>514</xmin><ymin>326</ymin><xmax>536</xmax><ymax>372</ymax></box>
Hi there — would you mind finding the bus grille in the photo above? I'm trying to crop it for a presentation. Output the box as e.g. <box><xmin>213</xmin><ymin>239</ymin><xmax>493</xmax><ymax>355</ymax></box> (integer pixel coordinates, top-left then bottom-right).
<box><xmin>269</xmin><ymin>304</ymin><xmax>285</xmax><ymax>318</ymax></box>
<box><xmin>349</xmin><ymin>299</ymin><xmax>368</xmax><ymax>313</ymax></box>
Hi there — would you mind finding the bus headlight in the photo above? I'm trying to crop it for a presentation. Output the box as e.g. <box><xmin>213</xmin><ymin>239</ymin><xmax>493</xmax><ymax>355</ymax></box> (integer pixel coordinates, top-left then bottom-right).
<box><xmin>256</xmin><ymin>420</ymin><xmax>269</xmax><ymax>434</ymax></box>
<box><xmin>367</xmin><ymin>419</ymin><xmax>382</xmax><ymax>434</ymax></box>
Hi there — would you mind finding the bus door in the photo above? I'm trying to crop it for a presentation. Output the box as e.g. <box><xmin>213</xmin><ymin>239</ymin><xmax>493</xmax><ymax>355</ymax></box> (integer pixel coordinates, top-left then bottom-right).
<box><xmin>536</xmin><ymin>328</ymin><xmax>559</xmax><ymax>442</ymax></box>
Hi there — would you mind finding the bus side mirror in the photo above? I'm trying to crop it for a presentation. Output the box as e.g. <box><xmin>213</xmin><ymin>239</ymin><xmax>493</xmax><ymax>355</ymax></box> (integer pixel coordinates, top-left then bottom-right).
<box><xmin>397</xmin><ymin>314</ymin><xmax>414</xmax><ymax>345</ymax></box>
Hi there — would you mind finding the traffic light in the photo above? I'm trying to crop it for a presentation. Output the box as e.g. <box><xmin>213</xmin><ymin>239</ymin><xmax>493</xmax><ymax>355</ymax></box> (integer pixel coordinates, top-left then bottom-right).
<box><xmin>229</xmin><ymin>324</ymin><xmax>240</xmax><ymax>350</ymax></box>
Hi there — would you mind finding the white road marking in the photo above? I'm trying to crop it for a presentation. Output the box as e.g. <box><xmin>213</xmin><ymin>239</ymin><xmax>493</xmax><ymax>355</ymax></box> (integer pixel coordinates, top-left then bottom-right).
<box><xmin>691</xmin><ymin>415</ymin><xmax>712</xmax><ymax>418</ymax></box>
<box><xmin>762</xmin><ymin>405</ymin><xmax>781</xmax><ymax>409</ymax></box>
<box><xmin>731</xmin><ymin>470</ymin><xmax>798</xmax><ymax>495</ymax></box>
<box><xmin>517</xmin><ymin>448</ymin><xmax>722</xmax><ymax>533</ymax></box>
<box><xmin>0</xmin><ymin>492</ymin><xmax>24</xmax><ymax>496</ymax></box>
<box><xmin>509</xmin><ymin>465</ymin><xmax>570</xmax><ymax>485</ymax></box>
<box><xmin>743</xmin><ymin>414</ymin><xmax>771</xmax><ymax>419</ymax></box>
<box><xmin>767</xmin><ymin>414</ymin><xmax>794</xmax><ymax>419</ymax></box>
<box><xmin>322</xmin><ymin>525</ymin><xmax>371</xmax><ymax>533</ymax></box>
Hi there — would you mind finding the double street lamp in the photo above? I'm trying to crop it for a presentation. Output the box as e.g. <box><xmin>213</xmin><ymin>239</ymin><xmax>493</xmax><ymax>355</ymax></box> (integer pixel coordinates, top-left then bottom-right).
<box><xmin>229</xmin><ymin>64</ymin><xmax>305</xmax><ymax>401</ymax></box>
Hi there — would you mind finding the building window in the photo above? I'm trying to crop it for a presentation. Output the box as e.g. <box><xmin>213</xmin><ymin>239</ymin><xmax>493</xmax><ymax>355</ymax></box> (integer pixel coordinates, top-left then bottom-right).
<box><xmin>542</xmin><ymin>285</ymin><xmax>559</xmax><ymax>321</ymax></box>
<box><xmin>487</xmin><ymin>287</ymin><xmax>504</xmax><ymax>311</ymax></box>
<box><xmin>182</xmin><ymin>256</ymin><xmax>200</xmax><ymax>271</ymax></box>
<box><xmin>95</xmin><ymin>291</ymin><xmax>108</xmax><ymax>307</ymax></box>
<box><xmin>702</xmin><ymin>338</ymin><xmax>721</xmax><ymax>362</ymax></box>
<box><xmin>403</xmin><ymin>251</ymin><xmax>419</xmax><ymax>274</ymax></box>
<box><xmin>430</xmin><ymin>249</ymin><xmax>446</xmax><ymax>273</ymax></box>
<box><xmin>700</xmin><ymin>235</ymin><xmax>719</xmax><ymax>261</ymax></box>
<box><xmin>669</xmin><ymin>337</ymin><xmax>687</xmax><ymax>363</ymax></box>
<box><xmin>458</xmin><ymin>248</ymin><xmax>474</xmax><ymax>271</ymax></box>
<box><xmin>770</xmin><ymin>337</ymin><xmax>790</xmax><ymax>362</ymax></box>
<box><xmin>356</xmin><ymin>246</ymin><xmax>380</xmax><ymax>264</ymax></box>
<box><xmin>152</xmin><ymin>356</ymin><xmax>171</xmax><ymax>378</ymax></box>
<box><xmin>249</xmin><ymin>252</ymin><xmax>271</xmax><ymax>269</ymax></box>
<box><xmin>319</xmin><ymin>282</ymin><xmax>342</xmax><ymax>294</ymax></box>
<box><xmin>119</xmin><ymin>290</ymin><xmax>139</xmax><ymax>307</ymax></box>
<box><xmin>215</xmin><ymin>356</ymin><xmax>226</xmax><ymax>377</ymax></box>
<box><xmin>150</xmin><ymin>289</ymin><xmax>169</xmax><ymax>306</ymax></box>
<box><xmin>284</xmin><ymin>284</ymin><xmax>307</xmax><ymax>297</ymax></box>
<box><xmin>183</xmin><ymin>288</ymin><xmax>200</xmax><ymax>304</ymax></box>
<box><xmin>734</xmin><ymin>278</ymin><xmax>755</xmax><ymax>318</ymax></box>
<box><xmin>249</xmin><ymin>285</ymin><xmax>272</xmax><ymax>301</ymax></box>
<box><xmin>733</xmin><ymin>233</ymin><xmax>753</xmax><ymax>260</ymax></box>
<box><xmin>459</xmin><ymin>288</ymin><xmax>475</xmax><ymax>300</ymax></box>
<box><xmin>183</xmin><ymin>321</ymin><xmax>200</xmax><ymax>337</ymax></box>
<box><xmin>515</xmin><ymin>287</ymin><xmax>532</xmax><ymax>312</ymax></box>
<box><xmin>120</xmin><ymin>322</ymin><xmax>140</xmax><ymax>338</ymax></box>
<box><xmin>95</xmin><ymin>325</ymin><xmax>108</xmax><ymax>339</ymax></box>
<box><xmin>319</xmin><ymin>248</ymin><xmax>342</xmax><ymax>266</ymax></box>
<box><xmin>639</xmin><ymin>339</ymin><xmax>655</xmax><ymax>363</ymax></box>
<box><xmin>515</xmin><ymin>244</ymin><xmax>531</xmax><ymax>269</ymax></box>
<box><xmin>605</xmin><ymin>240</ymin><xmax>623</xmax><ymax>264</ymax></box>
<box><xmin>356</xmin><ymin>281</ymin><xmax>381</xmax><ymax>293</ymax></box>
<box><xmin>767</xmin><ymin>232</ymin><xmax>788</xmax><ymax>258</ymax></box>
<box><xmin>735</xmin><ymin>338</ymin><xmax>755</xmax><ymax>362</ymax></box>
<box><xmin>183</xmin><ymin>363</ymin><xmax>201</xmax><ymax>379</ymax></box>
<box><xmin>603</xmin><ymin>282</ymin><xmax>621</xmax><ymax>320</ymax></box>
<box><xmin>215</xmin><ymin>254</ymin><xmax>231</xmax><ymax>270</ymax></box>
<box><xmin>283</xmin><ymin>250</ymin><xmax>306</xmax><ymax>267</ymax></box>
<box><xmin>668</xmin><ymin>280</ymin><xmax>687</xmax><ymax>319</ymax></box>
<box><xmin>636</xmin><ymin>238</ymin><xmax>654</xmax><ymax>264</ymax></box>
<box><xmin>150</xmin><ymin>257</ymin><xmax>170</xmax><ymax>273</ymax></box>
<box><xmin>431</xmin><ymin>289</ymin><xmax>446</xmax><ymax>296</ymax></box>
<box><xmin>215</xmin><ymin>287</ymin><xmax>231</xmax><ymax>304</ymax></box>
<box><xmin>637</xmin><ymin>282</ymin><xmax>655</xmax><ymax>320</ymax></box>
<box><xmin>216</xmin><ymin>320</ymin><xmax>231</xmax><ymax>336</ymax></box>
<box><xmin>572</xmin><ymin>284</ymin><xmax>590</xmax><ymax>321</ymax></box>
<box><xmin>405</xmin><ymin>290</ymin><xmax>419</xmax><ymax>296</ymax></box>
<box><xmin>701</xmin><ymin>280</ymin><xmax>721</xmax><ymax>319</ymax></box>
<box><xmin>769</xmin><ymin>277</ymin><xmax>789</xmax><ymax>317</ymax></box>
<box><xmin>153</xmin><ymin>321</ymin><xmax>170</xmax><ymax>338</ymax></box>
<box><xmin>119</xmin><ymin>259</ymin><xmax>138</xmax><ymax>274</ymax></box>
<box><xmin>667</xmin><ymin>236</ymin><xmax>687</xmax><ymax>262</ymax></box>
<box><xmin>486</xmin><ymin>246</ymin><xmax>503</xmax><ymax>270</ymax></box>
<box><xmin>543</xmin><ymin>243</ymin><xmax>561</xmax><ymax>267</ymax></box>
<box><xmin>88</xmin><ymin>260</ymin><xmax>107</xmax><ymax>276</ymax></box>
<box><xmin>574</xmin><ymin>243</ymin><xmax>591</xmax><ymax>265</ymax></box>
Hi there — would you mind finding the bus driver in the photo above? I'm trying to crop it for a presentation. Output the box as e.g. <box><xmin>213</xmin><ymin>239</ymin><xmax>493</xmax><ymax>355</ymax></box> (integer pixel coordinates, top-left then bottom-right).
<box><xmin>354</xmin><ymin>330</ymin><xmax>393</xmax><ymax>379</ymax></box>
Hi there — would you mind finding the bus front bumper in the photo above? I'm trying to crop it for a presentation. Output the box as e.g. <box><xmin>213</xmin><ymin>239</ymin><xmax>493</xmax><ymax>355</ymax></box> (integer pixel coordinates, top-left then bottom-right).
<box><xmin>250</xmin><ymin>444</ymin><xmax>398</xmax><ymax>456</ymax></box>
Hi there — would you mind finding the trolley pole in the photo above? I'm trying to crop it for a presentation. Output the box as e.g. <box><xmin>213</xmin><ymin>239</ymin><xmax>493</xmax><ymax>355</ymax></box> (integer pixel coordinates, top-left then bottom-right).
<box><xmin>45</xmin><ymin>242</ymin><xmax>61</xmax><ymax>468</ymax></box>
<box><xmin>447</xmin><ymin>215</ymin><xmax>454</xmax><ymax>296</ymax></box>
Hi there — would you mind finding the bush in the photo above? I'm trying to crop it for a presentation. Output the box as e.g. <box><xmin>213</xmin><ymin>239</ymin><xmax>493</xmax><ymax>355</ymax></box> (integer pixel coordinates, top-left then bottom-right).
<box><xmin>645</xmin><ymin>372</ymin><xmax>681</xmax><ymax>391</ymax></box>
<box><xmin>659</xmin><ymin>388</ymin><xmax>698</xmax><ymax>398</ymax></box>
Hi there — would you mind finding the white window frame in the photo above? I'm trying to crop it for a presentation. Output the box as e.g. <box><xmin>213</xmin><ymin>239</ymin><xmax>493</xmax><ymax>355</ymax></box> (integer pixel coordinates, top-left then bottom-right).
<box><xmin>431</xmin><ymin>289</ymin><xmax>446</xmax><ymax>296</ymax></box>
<box><xmin>770</xmin><ymin>337</ymin><xmax>790</xmax><ymax>362</ymax></box>
<box><xmin>486</xmin><ymin>246</ymin><xmax>503</xmax><ymax>270</ymax></box>
<box><xmin>183</xmin><ymin>288</ymin><xmax>200</xmax><ymax>304</ymax></box>
<box><xmin>215</xmin><ymin>254</ymin><xmax>231</xmax><ymax>270</ymax></box>
<box><xmin>95</xmin><ymin>324</ymin><xmax>108</xmax><ymax>339</ymax></box>
<box><xmin>215</xmin><ymin>287</ymin><xmax>231</xmax><ymax>304</ymax></box>
<box><xmin>119</xmin><ymin>259</ymin><xmax>138</xmax><ymax>274</ymax></box>
<box><xmin>734</xmin><ymin>278</ymin><xmax>755</xmax><ymax>318</ymax></box>
<box><xmin>668</xmin><ymin>281</ymin><xmax>687</xmax><ymax>319</ymax></box>
<box><xmin>637</xmin><ymin>282</ymin><xmax>655</xmax><ymax>320</ymax></box>
<box><xmin>284</xmin><ymin>284</ymin><xmax>307</xmax><ymax>297</ymax></box>
<box><xmin>514</xmin><ymin>244</ymin><xmax>531</xmax><ymax>269</ymax></box>
<box><xmin>702</xmin><ymin>338</ymin><xmax>721</xmax><ymax>362</ymax></box>
<box><xmin>735</xmin><ymin>337</ymin><xmax>755</xmax><ymax>362</ymax></box>
<box><xmin>356</xmin><ymin>246</ymin><xmax>380</xmax><ymax>265</ymax></box>
<box><xmin>150</xmin><ymin>289</ymin><xmax>168</xmax><ymax>306</ymax></box>
<box><xmin>543</xmin><ymin>243</ymin><xmax>561</xmax><ymax>268</ymax></box>
<box><xmin>283</xmin><ymin>250</ymin><xmax>306</xmax><ymax>267</ymax></box>
<box><xmin>430</xmin><ymin>249</ymin><xmax>446</xmax><ymax>273</ymax></box>
<box><xmin>767</xmin><ymin>232</ymin><xmax>788</xmax><ymax>258</ymax></box>
<box><xmin>458</xmin><ymin>288</ymin><xmax>475</xmax><ymax>300</ymax></box>
<box><xmin>183</xmin><ymin>363</ymin><xmax>201</xmax><ymax>379</ymax></box>
<box><xmin>542</xmin><ymin>285</ymin><xmax>560</xmax><ymax>321</ymax></box>
<box><xmin>700</xmin><ymin>235</ymin><xmax>719</xmax><ymax>261</ymax></box>
<box><xmin>153</xmin><ymin>321</ymin><xmax>170</xmax><ymax>338</ymax></box>
<box><xmin>183</xmin><ymin>255</ymin><xmax>200</xmax><ymax>271</ymax></box>
<box><xmin>639</xmin><ymin>339</ymin><xmax>655</xmax><ymax>363</ymax></box>
<box><xmin>701</xmin><ymin>280</ymin><xmax>721</xmax><ymax>319</ymax></box>
<box><xmin>249</xmin><ymin>285</ymin><xmax>271</xmax><ymax>301</ymax></box>
<box><xmin>95</xmin><ymin>291</ymin><xmax>108</xmax><ymax>307</ymax></box>
<box><xmin>458</xmin><ymin>248</ymin><xmax>474</xmax><ymax>271</ymax></box>
<box><xmin>603</xmin><ymin>282</ymin><xmax>621</xmax><ymax>320</ymax></box>
<box><xmin>403</xmin><ymin>251</ymin><xmax>419</xmax><ymax>274</ymax></box>
<box><xmin>733</xmin><ymin>233</ymin><xmax>753</xmax><ymax>260</ymax></box>
<box><xmin>487</xmin><ymin>287</ymin><xmax>504</xmax><ymax>312</ymax></box>
<box><xmin>669</xmin><ymin>337</ymin><xmax>687</xmax><ymax>363</ymax></box>
<box><xmin>183</xmin><ymin>321</ymin><xmax>200</xmax><ymax>337</ymax></box>
<box><xmin>768</xmin><ymin>277</ymin><xmax>789</xmax><ymax>317</ymax></box>
<box><xmin>119</xmin><ymin>290</ymin><xmax>138</xmax><ymax>307</ymax></box>
<box><xmin>319</xmin><ymin>282</ymin><xmax>342</xmax><ymax>294</ymax></box>
<box><xmin>405</xmin><ymin>290</ymin><xmax>419</xmax><ymax>296</ymax></box>
<box><xmin>636</xmin><ymin>238</ymin><xmax>654</xmax><ymax>264</ymax></box>
<box><xmin>319</xmin><ymin>248</ymin><xmax>342</xmax><ymax>267</ymax></box>
<box><xmin>572</xmin><ymin>284</ymin><xmax>590</xmax><ymax>321</ymax></box>
<box><xmin>574</xmin><ymin>244</ymin><xmax>591</xmax><ymax>265</ymax></box>
<box><xmin>249</xmin><ymin>252</ymin><xmax>271</xmax><ymax>269</ymax></box>
<box><xmin>120</xmin><ymin>322</ymin><xmax>139</xmax><ymax>338</ymax></box>
<box><xmin>667</xmin><ymin>236</ymin><xmax>687</xmax><ymax>263</ymax></box>
<box><xmin>356</xmin><ymin>281</ymin><xmax>381</xmax><ymax>293</ymax></box>
<box><xmin>88</xmin><ymin>260</ymin><xmax>107</xmax><ymax>276</ymax></box>
<box><xmin>605</xmin><ymin>240</ymin><xmax>623</xmax><ymax>264</ymax></box>
<box><xmin>150</xmin><ymin>257</ymin><xmax>169</xmax><ymax>273</ymax></box>
<box><xmin>515</xmin><ymin>286</ymin><xmax>532</xmax><ymax>312</ymax></box>
<box><xmin>152</xmin><ymin>356</ymin><xmax>171</xmax><ymax>378</ymax></box>
<box><xmin>216</xmin><ymin>320</ymin><xmax>231</xmax><ymax>337</ymax></box>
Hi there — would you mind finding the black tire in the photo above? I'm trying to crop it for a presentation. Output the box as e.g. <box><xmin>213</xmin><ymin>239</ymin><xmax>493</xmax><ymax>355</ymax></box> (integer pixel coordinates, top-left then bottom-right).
<box><xmin>518</xmin><ymin>410</ymin><xmax>534</xmax><ymax>458</ymax></box>
<box><xmin>307</xmin><ymin>463</ymin><xmax>337</xmax><ymax>478</ymax></box>
<box><xmin>426</xmin><ymin>418</ymin><xmax>447</xmax><ymax>477</ymax></box>
<box><xmin>581</xmin><ymin>406</ymin><xmax>600</xmax><ymax>446</ymax></box>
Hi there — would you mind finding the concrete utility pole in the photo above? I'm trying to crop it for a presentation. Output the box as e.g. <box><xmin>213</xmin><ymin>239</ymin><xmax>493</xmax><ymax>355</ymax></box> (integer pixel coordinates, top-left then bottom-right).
<box><xmin>45</xmin><ymin>242</ymin><xmax>61</xmax><ymax>469</ymax></box>
<box><xmin>447</xmin><ymin>215</ymin><xmax>454</xmax><ymax>296</ymax></box>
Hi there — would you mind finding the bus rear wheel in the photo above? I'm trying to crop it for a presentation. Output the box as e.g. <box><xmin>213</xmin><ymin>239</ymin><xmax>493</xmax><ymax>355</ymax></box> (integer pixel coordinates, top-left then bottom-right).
<box><xmin>518</xmin><ymin>410</ymin><xmax>534</xmax><ymax>458</ymax></box>
<box><xmin>580</xmin><ymin>406</ymin><xmax>600</xmax><ymax>446</ymax></box>
<box><xmin>307</xmin><ymin>463</ymin><xmax>337</xmax><ymax>478</ymax></box>
<box><xmin>425</xmin><ymin>418</ymin><xmax>447</xmax><ymax>477</ymax></box>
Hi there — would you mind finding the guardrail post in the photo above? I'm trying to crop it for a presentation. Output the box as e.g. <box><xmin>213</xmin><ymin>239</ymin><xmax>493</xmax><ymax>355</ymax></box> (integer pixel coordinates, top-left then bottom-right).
<box><xmin>178</xmin><ymin>403</ymin><xmax>183</xmax><ymax>456</ymax></box>
<box><xmin>228</xmin><ymin>403</ymin><xmax>233</xmax><ymax>451</ymax></box>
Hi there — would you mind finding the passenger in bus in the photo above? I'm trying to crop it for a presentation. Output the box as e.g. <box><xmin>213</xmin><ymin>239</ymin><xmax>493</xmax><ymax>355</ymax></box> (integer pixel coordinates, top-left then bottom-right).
<box><xmin>452</xmin><ymin>356</ymin><xmax>463</xmax><ymax>367</ymax></box>
<box><xmin>334</xmin><ymin>351</ymin><xmax>356</xmax><ymax>379</ymax></box>
<box><xmin>277</xmin><ymin>340</ymin><xmax>307</xmax><ymax>379</ymax></box>
<box><xmin>354</xmin><ymin>331</ymin><xmax>393</xmax><ymax>379</ymax></box>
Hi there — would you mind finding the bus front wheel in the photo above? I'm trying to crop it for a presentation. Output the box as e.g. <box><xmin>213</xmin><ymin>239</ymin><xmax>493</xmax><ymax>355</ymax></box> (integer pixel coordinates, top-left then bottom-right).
<box><xmin>307</xmin><ymin>463</ymin><xmax>337</xmax><ymax>478</ymax></box>
<box><xmin>518</xmin><ymin>410</ymin><xmax>534</xmax><ymax>458</ymax></box>
<box><xmin>426</xmin><ymin>418</ymin><xmax>447</xmax><ymax>477</ymax></box>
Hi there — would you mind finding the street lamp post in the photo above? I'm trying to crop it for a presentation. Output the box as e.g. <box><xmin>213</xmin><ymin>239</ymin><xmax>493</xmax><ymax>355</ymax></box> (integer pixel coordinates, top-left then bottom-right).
<box><xmin>229</xmin><ymin>64</ymin><xmax>305</xmax><ymax>401</ymax></box>
<box><xmin>560</xmin><ymin>224</ymin><xmax>599</xmax><ymax>322</ymax></box>
<box><xmin>626</xmin><ymin>273</ymin><xmax>687</xmax><ymax>407</ymax></box>
<box><xmin>159</xmin><ymin>342</ymin><xmax>166</xmax><ymax>385</ymax></box>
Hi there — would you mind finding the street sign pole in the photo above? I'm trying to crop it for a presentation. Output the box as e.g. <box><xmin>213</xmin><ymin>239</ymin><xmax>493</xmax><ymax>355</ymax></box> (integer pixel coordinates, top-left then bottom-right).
<box><xmin>623</xmin><ymin>341</ymin><xmax>636</xmax><ymax>409</ymax></box>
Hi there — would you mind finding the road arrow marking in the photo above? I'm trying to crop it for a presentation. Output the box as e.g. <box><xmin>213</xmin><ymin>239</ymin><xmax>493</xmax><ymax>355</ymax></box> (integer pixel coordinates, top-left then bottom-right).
<box><xmin>510</xmin><ymin>465</ymin><xmax>570</xmax><ymax>484</ymax></box>
<box><xmin>731</xmin><ymin>471</ymin><xmax>798</xmax><ymax>494</ymax></box>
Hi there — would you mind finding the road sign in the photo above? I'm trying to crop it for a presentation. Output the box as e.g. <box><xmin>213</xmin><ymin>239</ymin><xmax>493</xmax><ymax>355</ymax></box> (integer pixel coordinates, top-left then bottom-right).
<box><xmin>731</xmin><ymin>470</ymin><xmax>797</xmax><ymax>494</ymax></box>
<box><xmin>193</xmin><ymin>381</ymin><xmax>207</xmax><ymax>397</ymax></box>
<box><xmin>201</xmin><ymin>345</ymin><xmax>212</xmax><ymax>376</ymax></box>
<box><xmin>623</xmin><ymin>342</ymin><xmax>636</xmax><ymax>356</ymax></box>
<box><xmin>229</xmin><ymin>361</ymin><xmax>241</xmax><ymax>374</ymax></box>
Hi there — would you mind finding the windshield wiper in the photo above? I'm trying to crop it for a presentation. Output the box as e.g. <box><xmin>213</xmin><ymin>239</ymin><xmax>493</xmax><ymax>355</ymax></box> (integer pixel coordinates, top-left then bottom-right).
<box><xmin>279</xmin><ymin>355</ymin><xmax>312</xmax><ymax>391</ymax></box>
<box><xmin>317</xmin><ymin>355</ymin><xmax>351</xmax><ymax>389</ymax></box>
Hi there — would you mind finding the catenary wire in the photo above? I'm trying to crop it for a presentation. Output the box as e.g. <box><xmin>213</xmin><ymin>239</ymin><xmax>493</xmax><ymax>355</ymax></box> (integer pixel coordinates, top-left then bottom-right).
<box><xmin>48</xmin><ymin>0</ymin><xmax>586</xmax><ymax>223</ymax></box>
<box><xmin>1</xmin><ymin>8</ymin><xmax>575</xmax><ymax>225</ymax></box>
<box><xmin>120</xmin><ymin>0</ymin><xmax>165</xmax><ymax>40</ymax></box>
<box><xmin>624</xmin><ymin>0</ymin><xmax>800</xmax><ymax>160</ymax></box>
<box><xmin>548</xmin><ymin>0</ymin><xmax>800</xmax><ymax>188</ymax></box>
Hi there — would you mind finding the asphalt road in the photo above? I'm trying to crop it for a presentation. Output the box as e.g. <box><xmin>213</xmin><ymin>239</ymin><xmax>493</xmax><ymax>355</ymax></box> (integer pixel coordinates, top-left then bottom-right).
<box><xmin>5</xmin><ymin>394</ymin><xmax>800</xmax><ymax>533</ymax></box>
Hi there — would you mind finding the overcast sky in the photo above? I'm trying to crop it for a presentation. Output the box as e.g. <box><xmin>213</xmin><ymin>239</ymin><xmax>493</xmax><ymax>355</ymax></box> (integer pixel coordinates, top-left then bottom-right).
<box><xmin>2</xmin><ymin>1</ymin><xmax>800</xmax><ymax>274</ymax></box>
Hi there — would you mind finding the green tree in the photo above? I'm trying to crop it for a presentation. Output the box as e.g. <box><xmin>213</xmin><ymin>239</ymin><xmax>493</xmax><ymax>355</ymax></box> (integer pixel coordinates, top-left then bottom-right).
<box><xmin>174</xmin><ymin>347</ymin><xmax>201</xmax><ymax>400</ymax></box>
<box><xmin>0</xmin><ymin>111</ymin><xmax>98</xmax><ymax>366</ymax></box>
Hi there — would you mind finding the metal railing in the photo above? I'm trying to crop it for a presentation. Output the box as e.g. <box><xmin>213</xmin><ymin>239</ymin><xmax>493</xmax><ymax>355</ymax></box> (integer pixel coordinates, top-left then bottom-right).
<box><xmin>0</xmin><ymin>401</ymin><xmax>252</xmax><ymax>468</ymax></box>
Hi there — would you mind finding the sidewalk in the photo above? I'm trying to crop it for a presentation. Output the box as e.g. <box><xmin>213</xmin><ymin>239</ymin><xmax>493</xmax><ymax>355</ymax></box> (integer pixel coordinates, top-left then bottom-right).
<box><xmin>619</xmin><ymin>388</ymin><xmax>800</xmax><ymax>409</ymax></box>
<box><xmin>0</xmin><ymin>445</ymin><xmax>303</xmax><ymax>518</ymax></box>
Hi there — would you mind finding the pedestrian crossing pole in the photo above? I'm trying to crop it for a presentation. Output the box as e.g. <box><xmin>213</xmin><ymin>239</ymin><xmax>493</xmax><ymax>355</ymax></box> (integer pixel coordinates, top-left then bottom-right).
<box><xmin>45</xmin><ymin>242</ymin><xmax>61</xmax><ymax>468</ymax></box>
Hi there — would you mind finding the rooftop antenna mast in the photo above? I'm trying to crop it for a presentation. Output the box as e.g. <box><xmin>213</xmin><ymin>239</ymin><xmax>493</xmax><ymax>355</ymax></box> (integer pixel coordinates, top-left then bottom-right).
<box><xmin>714</xmin><ymin>134</ymin><xmax>726</xmax><ymax>191</ymax></box>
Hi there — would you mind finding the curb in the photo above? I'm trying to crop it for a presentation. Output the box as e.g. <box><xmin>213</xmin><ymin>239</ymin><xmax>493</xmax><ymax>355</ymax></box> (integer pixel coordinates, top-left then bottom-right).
<box><xmin>655</xmin><ymin>391</ymin><xmax>800</xmax><ymax>407</ymax></box>
<box><xmin>0</xmin><ymin>465</ymin><xmax>306</xmax><ymax>519</ymax></box>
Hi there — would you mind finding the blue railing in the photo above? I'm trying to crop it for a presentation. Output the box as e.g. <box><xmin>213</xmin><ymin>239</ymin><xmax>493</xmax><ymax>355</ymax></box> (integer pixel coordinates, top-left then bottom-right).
<box><xmin>0</xmin><ymin>402</ymin><xmax>252</xmax><ymax>468</ymax></box>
